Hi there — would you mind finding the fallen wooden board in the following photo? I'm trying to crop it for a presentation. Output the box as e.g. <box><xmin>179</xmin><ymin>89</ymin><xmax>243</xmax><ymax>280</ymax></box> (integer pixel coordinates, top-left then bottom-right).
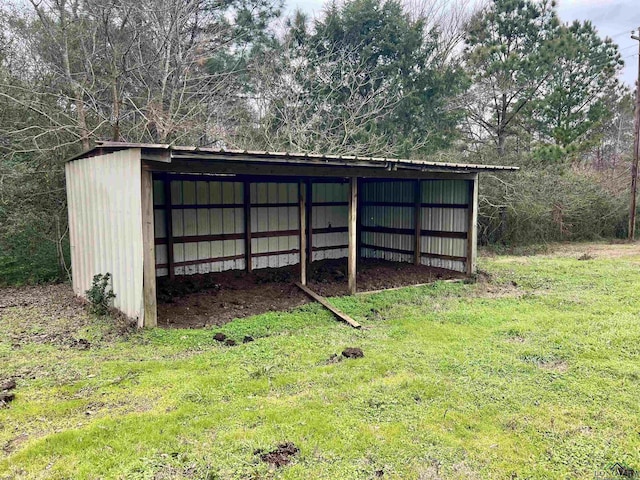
<box><xmin>295</xmin><ymin>283</ymin><xmax>361</xmax><ymax>329</ymax></box>
<box><xmin>355</xmin><ymin>278</ymin><xmax>465</xmax><ymax>296</ymax></box>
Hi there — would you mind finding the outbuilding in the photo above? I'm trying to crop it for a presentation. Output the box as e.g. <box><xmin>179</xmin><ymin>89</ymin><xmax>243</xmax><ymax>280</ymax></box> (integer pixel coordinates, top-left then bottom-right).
<box><xmin>65</xmin><ymin>142</ymin><xmax>517</xmax><ymax>327</ymax></box>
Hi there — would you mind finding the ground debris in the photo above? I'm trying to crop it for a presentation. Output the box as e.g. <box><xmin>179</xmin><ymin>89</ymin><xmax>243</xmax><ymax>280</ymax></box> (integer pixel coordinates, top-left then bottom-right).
<box><xmin>255</xmin><ymin>442</ymin><xmax>299</xmax><ymax>467</ymax></box>
<box><xmin>70</xmin><ymin>338</ymin><xmax>91</xmax><ymax>350</ymax></box>
<box><xmin>322</xmin><ymin>353</ymin><xmax>343</xmax><ymax>365</ymax></box>
<box><xmin>224</xmin><ymin>338</ymin><xmax>237</xmax><ymax>346</ymax></box>
<box><xmin>578</xmin><ymin>253</ymin><xmax>594</xmax><ymax>261</ymax></box>
<box><xmin>213</xmin><ymin>332</ymin><xmax>227</xmax><ymax>342</ymax></box>
<box><xmin>342</xmin><ymin>347</ymin><xmax>364</xmax><ymax>359</ymax></box>
<box><xmin>0</xmin><ymin>378</ymin><xmax>16</xmax><ymax>407</ymax></box>
<box><xmin>243</xmin><ymin>335</ymin><xmax>254</xmax><ymax>343</ymax></box>
<box><xmin>1</xmin><ymin>379</ymin><xmax>16</xmax><ymax>391</ymax></box>
<box><xmin>611</xmin><ymin>463</ymin><xmax>636</xmax><ymax>478</ymax></box>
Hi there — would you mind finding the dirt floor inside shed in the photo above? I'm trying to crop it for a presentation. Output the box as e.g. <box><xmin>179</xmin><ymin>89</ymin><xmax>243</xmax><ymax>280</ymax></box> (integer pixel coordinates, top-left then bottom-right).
<box><xmin>157</xmin><ymin>258</ymin><xmax>465</xmax><ymax>328</ymax></box>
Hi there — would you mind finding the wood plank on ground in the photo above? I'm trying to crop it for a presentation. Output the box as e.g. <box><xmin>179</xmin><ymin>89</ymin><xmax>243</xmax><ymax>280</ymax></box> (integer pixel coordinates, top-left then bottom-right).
<box><xmin>295</xmin><ymin>282</ymin><xmax>361</xmax><ymax>329</ymax></box>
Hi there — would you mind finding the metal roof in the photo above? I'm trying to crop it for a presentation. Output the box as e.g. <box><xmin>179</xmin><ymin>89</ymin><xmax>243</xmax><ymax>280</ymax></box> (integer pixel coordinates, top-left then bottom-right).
<box><xmin>68</xmin><ymin>141</ymin><xmax>519</xmax><ymax>173</ymax></box>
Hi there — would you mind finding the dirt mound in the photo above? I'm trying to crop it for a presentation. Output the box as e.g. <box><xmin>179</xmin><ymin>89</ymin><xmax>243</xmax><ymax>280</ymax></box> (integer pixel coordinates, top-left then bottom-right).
<box><xmin>256</xmin><ymin>442</ymin><xmax>299</xmax><ymax>467</ymax></box>
<box><xmin>0</xmin><ymin>378</ymin><xmax>16</xmax><ymax>407</ymax></box>
<box><xmin>342</xmin><ymin>347</ymin><xmax>364</xmax><ymax>359</ymax></box>
<box><xmin>70</xmin><ymin>338</ymin><xmax>91</xmax><ymax>350</ymax></box>
<box><xmin>213</xmin><ymin>333</ymin><xmax>227</xmax><ymax>342</ymax></box>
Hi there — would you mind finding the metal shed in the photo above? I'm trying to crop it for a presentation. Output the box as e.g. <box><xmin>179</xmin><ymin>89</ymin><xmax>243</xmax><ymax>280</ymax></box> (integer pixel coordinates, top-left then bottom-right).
<box><xmin>65</xmin><ymin>142</ymin><xmax>518</xmax><ymax>327</ymax></box>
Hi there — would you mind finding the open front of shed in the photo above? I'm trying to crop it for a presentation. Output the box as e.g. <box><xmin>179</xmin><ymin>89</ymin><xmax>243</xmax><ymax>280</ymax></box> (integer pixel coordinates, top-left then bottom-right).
<box><xmin>64</xmin><ymin>142</ymin><xmax>518</xmax><ymax>327</ymax></box>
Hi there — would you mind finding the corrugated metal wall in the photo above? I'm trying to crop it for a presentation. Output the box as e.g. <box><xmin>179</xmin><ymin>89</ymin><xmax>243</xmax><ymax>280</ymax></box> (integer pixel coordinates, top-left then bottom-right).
<box><xmin>250</xmin><ymin>181</ymin><xmax>300</xmax><ymax>269</ymax></box>
<box><xmin>360</xmin><ymin>179</ymin><xmax>469</xmax><ymax>272</ymax></box>
<box><xmin>65</xmin><ymin>149</ymin><xmax>145</xmax><ymax>320</ymax></box>
<box><xmin>311</xmin><ymin>182</ymin><xmax>349</xmax><ymax>261</ymax></box>
<box><xmin>153</xmin><ymin>177</ymin><xmax>301</xmax><ymax>276</ymax></box>
<box><xmin>420</xmin><ymin>180</ymin><xmax>468</xmax><ymax>272</ymax></box>
<box><xmin>361</xmin><ymin>181</ymin><xmax>415</xmax><ymax>263</ymax></box>
<box><xmin>152</xmin><ymin>176</ymin><xmax>471</xmax><ymax>277</ymax></box>
<box><xmin>153</xmin><ymin>179</ymin><xmax>245</xmax><ymax>276</ymax></box>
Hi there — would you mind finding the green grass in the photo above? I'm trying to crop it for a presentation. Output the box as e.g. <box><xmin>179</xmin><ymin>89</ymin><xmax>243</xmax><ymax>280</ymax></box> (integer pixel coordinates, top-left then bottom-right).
<box><xmin>1</xmin><ymin>243</ymin><xmax>640</xmax><ymax>479</ymax></box>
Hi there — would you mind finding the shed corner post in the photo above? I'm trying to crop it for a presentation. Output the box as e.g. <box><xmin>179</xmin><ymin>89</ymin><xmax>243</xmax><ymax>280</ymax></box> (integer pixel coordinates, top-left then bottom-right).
<box><xmin>244</xmin><ymin>179</ymin><xmax>252</xmax><ymax>273</ymax></box>
<box><xmin>141</xmin><ymin>167</ymin><xmax>158</xmax><ymax>328</ymax></box>
<box><xmin>348</xmin><ymin>176</ymin><xmax>358</xmax><ymax>294</ymax></box>
<box><xmin>414</xmin><ymin>179</ymin><xmax>422</xmax><ymax>266</ymax></box>
<box><xmin>162</xmin><ymin>173</ymin><xmax>175</xmax><ymax>280</ymax></box>
<box><xmin>466</xmin><ymin>173</ymin><xmax>479</xmax><ymax>276</ymax></box>
<box><xmin>299</xmin><ymin>180</ymin><xmax>307</xmax><ymax>285</ymax></box>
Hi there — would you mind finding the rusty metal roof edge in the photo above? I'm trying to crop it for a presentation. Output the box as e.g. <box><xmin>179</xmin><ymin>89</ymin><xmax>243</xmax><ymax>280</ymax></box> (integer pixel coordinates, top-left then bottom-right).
<box><xmin>66</xmin><ymin>141</ymin><xmax>520</xmax><ymax>171</ymax></box>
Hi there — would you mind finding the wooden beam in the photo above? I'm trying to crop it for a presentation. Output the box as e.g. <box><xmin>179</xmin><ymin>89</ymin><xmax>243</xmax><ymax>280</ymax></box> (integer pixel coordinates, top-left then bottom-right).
<box><xmin>466</xmin><ymin>174</ymin><xmax>479</xmax><ymax>275</ymax></box>
<box><xmin>146</xmin><ymin>160</ymin><xmax>478</xmax><ymax>181</ymax></box>
<box><xmin>414</xmin><ymin>180</ymin><xmax>422</xmax><ymax>266</ymax></box>
<box><xmin>306</xmin><ymin>179</ymin><xmax>313</xmax><ymax>267</ymax></box>
<box><xmin>299</xmin><ymin>181</ymin><xmax>307</xmax><ymax>285</ymax></box>
<box><xmin>348</xmin><ymin>177</ymin><xmax>358</xmax><ymax>294</ymax></box>
<box><xmin>360</xmin><ymin>242</ymin><xmax>467</xmax><ymax>262</ymax></box>
<box><xmin>360</xmin><ymin>225</ymin><xmax>467</xmax><ymax>239</ymax></box>
<box><xmin>243</xmin><ymin>180</ymin><xmax>252</xmax><ymax>272</ymax></box>
<box><xmin>141</xmin><ymin>169</ymin><xmax>157</xmax><ymax>328</ymax></box>
<box><xmin>162</xmin><ymin>174</ymin><xmax>175</xmax><ymax>280</ymax></box>
<box><xmin>356</xmin><ymin>177</ymin><xmax>362</xmax><ymax>265</ymax></box>
<box><xmin>295</xmin><ymin>283</ymin><xmax>361</xmax><ymax>328</ymax></box>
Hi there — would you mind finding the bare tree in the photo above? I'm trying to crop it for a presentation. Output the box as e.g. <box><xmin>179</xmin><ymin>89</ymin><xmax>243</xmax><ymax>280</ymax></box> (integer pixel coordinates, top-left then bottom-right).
<box><xmin>239</xmin><ymin>35</ymin><xmax>403</xmax><ymax>156</ymax></box>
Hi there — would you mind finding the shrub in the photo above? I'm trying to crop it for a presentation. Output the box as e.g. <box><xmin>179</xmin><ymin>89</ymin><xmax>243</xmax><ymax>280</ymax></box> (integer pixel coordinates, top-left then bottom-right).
<box><xmin>478</xmin><ymin>162</ymin><xmax>629</xmax><ymax>246</ymax></box>
<box><xmin>85</xmin><ymin>273</ymin><xmax>116</xmax><ymax>316</ymax></box>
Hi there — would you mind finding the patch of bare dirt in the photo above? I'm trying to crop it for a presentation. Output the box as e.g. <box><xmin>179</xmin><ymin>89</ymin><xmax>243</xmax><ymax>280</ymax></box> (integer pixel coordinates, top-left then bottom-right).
<box><xmin>255</xmin><ymin>442</ymin><xmax>299</xmax><ymax>467</ymax></box>
<box><xmin>0</xmin><ymin>283</ymin><xmax>84</xmax><ymax>313</ymax></box>
<box><xmin>2</xmin><ymin>433</ymin><xmax>28</xmax><ymax>454</ymax></box>
<box><xmin>342</xmin><ymin>347</ymin><xmax>364</xmax><ymax>359</ymax></box>
<box><xmin>538</xmin><ymin>359</ymin><xmax>569</xmax><ymax>373</ymax></box>
<box><xmin>0</xmin><ymin>283</ymin><xmax>132</xmax><ymax>348</ymax></box>
<box><xmin>0</xmin><ymin>379</ymin><xmax>16</xmax><ymax>408</ymax></box>
<box><xmin>158</xmin><ymin>258</ymin><xmax>463</xmax><ymax>328</ymax></box>
<box><xmin>471</xmin><ymin>271</ymin><xmax>524</xmax><ymax>299</ymax></box>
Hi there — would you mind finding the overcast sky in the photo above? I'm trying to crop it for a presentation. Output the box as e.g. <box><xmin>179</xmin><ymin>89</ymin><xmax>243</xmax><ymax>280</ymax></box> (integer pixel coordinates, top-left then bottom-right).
<box><xmin>286</xmin><ymin>0</ymin><xmax>640</xmax><ymax>87</ymax></box>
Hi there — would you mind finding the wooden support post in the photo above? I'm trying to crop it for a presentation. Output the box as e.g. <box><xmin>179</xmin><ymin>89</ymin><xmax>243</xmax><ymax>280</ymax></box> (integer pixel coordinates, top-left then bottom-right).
<box><xmin>162</xmin><ymin>174</ymin><xmax>175</xmax><ymax>279</ymax></box>
<box><xmin>244</xmin><ymin>180</ymin><xmax>252</xmax><ymax>272</ymax></box>
<box><xmin>414</xmin><ymin>179</ymin><xmax>422</xmax><ymax>266</ymax></box>
<box><xmin>299</xmin><ymin>181</ymin><xmax>307</xmax><ymax>285</ymax></box>
<box><xmin>141</xmin><ymin>168</ymin><xmax>158</xmax><ymax>328</ymax></box>
<box><xmin>466</xmin><ymin>174</ymin><xmax>479</xmax><ymax>275</ymax></box>
<box><xmin>306</xmin><ymin>179</ymin><xmax>313</xmax><ymax>267</ymax></box>
<box><xmin>348</xmin><ymin>177</ymin><xmax>358</xmax><ymax>294</ymax></box>
<box><xmin>356</xmin><ymin>177</ymin><xmax>362</xmax><ymax>264</ymax></box>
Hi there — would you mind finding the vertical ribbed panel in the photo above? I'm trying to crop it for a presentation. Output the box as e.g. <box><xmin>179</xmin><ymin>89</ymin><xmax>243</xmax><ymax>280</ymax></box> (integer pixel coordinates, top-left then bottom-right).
<box><xmin>311</xmin><ymin>182</ymin><xmax>348</xmax><ymax>261</ymax></box>
<box><xmin>151</xmin><ymin>176</ymin><xmax>472</xmax><ymax>277</ymax></box>
<box><xmin>250</xmin><ymin>182</ymin><xmax>299</xmax><ymax>269</ymax></box>
<box><xmin>65</xmin><ymin>149</ymin><xmax>144</xmax><ymax>320</ymax></box>
<box><xmin>361</xmin><ymin>180</ymin><xmax>415</xmax><ymax>263</ymax></box>
<box><xmin>420</xmin><ymin>180</ymin><xmax>469</xmax><ymax>272</ymax></box>
<box><xmin>154</xmin><ymin>178</ymin><xmax>245</xmax><ymax>276</ymax></box>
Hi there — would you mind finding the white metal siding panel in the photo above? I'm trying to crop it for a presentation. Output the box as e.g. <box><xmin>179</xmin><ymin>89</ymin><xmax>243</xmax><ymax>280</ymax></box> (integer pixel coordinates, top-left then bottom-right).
<box><xmin>420</xmin><ymin>179</ymin><xmax>469</xmax><ymax>273</ymax></box>
<box><xmin>65</xmin><ymin>149</ymin><xmax>144</xmax><ymax>320</ymax></box>
<box><xmin>251</xmin><ymin>182</ymin><xmax>298</xmax><ymax>270</ymax></box>
<box><xmin>360</xmin><ymin>181</ymin><xmax>414</xmax><ymax>263</ymax></box>
<box><xmin>155</xmin><ymin>178</ymin><xmax>245</xmax><ymax>276</ymax></box>
<box><xmin>311</xmin><ymin>182</ymin><xmax>348</xmax><ymax>261</ymax></box>
<box><xmin>153</xmin><ymin>178</ymin><xmax>300</xmax><ymax>275</ymax></box>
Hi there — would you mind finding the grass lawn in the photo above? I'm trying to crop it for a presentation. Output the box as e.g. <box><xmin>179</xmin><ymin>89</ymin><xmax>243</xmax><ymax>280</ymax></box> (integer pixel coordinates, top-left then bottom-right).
<box><xmin>1</xmin><ymin>243</ymin><xmax>639</xmax><ymax>479</ymax></box>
